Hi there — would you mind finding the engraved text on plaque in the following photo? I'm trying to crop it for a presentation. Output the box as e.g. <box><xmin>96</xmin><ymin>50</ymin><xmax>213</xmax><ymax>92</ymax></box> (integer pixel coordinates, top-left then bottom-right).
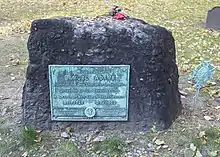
<box><xmin>48</xmin><ymin>65</ymin><xmax>130</xmax><ymax>121</ymax></box>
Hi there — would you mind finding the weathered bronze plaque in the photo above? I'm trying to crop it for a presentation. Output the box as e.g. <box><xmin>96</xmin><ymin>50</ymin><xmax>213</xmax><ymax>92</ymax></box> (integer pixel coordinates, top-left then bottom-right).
<box><xmin>49</xmin><ymin>65</ymin><xmax>130</xmax><ymax>121</ymax></box>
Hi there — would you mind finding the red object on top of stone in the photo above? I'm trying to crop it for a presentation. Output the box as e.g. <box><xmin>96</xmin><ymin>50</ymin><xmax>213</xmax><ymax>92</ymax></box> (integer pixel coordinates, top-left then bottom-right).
<box><xmin>113</xmin><ymin>12</ymin><xmax>126</xmax><ymax>20</ymax></box>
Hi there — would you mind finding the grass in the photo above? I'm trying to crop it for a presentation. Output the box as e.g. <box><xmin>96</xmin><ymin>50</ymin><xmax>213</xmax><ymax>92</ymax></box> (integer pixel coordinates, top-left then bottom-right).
<box><xmin>0</xmin><ymin>137</ymin><xmax>20</xmax><ymax>157</ymax></box>
<box><xmin>191</xmin><ymin>127</ymin><xmax>220</xmax><ymax>155</ymax></box>
<box><xmin>57</xmin><ymin>141</ymin><xmax>82</xmax><ymax>157</ymax></box>
<box><xmin>20</xmin><ymin>126</ymin><xmax>38</xmax><ymax>148</ymax></box>
<box><xmin>92</xmin><ymin>136</ymin><xmax>125</xmax><ymax>157</ymax></box>
<box><xmin>143</xmin><ymin>122</ymin><xmax>195</xmax><ymax>156</ymax></box>
<box><xmin>0</xmin><ymin>126</ymin><xmax>21</xmax><ymax>157</ymax></box>
<box><xmin>1</xmin><ymin>126</ymin><xmax>82</xmax><ymax>157</ymax></box>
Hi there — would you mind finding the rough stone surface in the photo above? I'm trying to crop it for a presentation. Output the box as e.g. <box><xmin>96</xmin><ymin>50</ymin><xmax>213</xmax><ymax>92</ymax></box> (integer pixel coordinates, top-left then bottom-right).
<box><xmin>22</xmin><ymin>16</ymin><xmax>182</xmax><ymax>131</ymax></box>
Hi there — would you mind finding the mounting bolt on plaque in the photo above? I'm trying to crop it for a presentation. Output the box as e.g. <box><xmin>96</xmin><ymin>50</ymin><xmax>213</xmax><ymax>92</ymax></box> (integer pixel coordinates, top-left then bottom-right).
<box><xmin>84</xmin><ymin>107</ymin><xmax>96</xmax><ymax>118</ymax></box>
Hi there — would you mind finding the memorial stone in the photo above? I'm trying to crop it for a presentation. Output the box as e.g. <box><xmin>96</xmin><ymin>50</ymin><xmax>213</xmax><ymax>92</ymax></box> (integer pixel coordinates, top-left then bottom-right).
<box><xmin>22</xmin><ymin>16</ymin><xmax>182</xmax><ymax>131</ymax></box>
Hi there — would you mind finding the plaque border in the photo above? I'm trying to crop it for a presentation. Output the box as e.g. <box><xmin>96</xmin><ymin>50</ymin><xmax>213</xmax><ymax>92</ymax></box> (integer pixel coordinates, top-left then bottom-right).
<box><xmin>48</xmin><ymin>65</ymin><xmax>130</xmax><ymax>121</ymax></box>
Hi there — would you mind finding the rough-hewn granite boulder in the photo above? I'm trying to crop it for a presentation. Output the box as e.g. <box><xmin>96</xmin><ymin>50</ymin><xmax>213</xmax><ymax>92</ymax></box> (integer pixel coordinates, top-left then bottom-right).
<box><xmin>22</xmin><ymin>16</ymin><xmax>182</xmax><ymax>131</ymax></box>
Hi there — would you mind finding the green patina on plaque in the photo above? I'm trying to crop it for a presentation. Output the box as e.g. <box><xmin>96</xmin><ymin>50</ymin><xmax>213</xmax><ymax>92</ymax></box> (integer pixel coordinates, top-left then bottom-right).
<box><xmin>48</xmin><ymin>65</ymin><xmax>130</xmax><ymax>121</ymax></box>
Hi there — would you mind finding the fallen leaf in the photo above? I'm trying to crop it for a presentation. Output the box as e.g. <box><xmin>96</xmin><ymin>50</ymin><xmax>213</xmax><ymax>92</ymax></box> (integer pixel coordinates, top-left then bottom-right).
<box><xmin>1</xmin><ymin>107</ymin><xmax>8</xmax><ymax>116</ymax></box>
<box><xmin>180</xmin><ymin>90</ymin><xmax>188</xmax><ymax>96</ymax></box>
<box><xmin>204</xmin><ymin>115</ymin><xmax>212</xmax><ymax>121</ymax></box>
<box><xmin>0</xmin><ymin>97</ymin><xmax>10</xmax><ymax>100</ymax></box>
<box><xmin>11</xmin><ymin>77</ymin><xmax>16</xmax><ymax>81</ymax></box>
<box><xmin>201</xmin><ymin>87</ymin><xmax>209</xmax><ymax>93</ymax></box>
<box><xmin>24</xmin><ymin>126</ymin><xmax>28</xmax><ymax>131</ymax></box>
<box><xmin>208</xmin><ymin>151</ymin><xmax>218</xmax><ymax>157</ymax></box>
<box><xmin>214</xmin><ymin>138</ymin><xmax>220</xmax><ymax>144</ymax></box>
<box><xmin>211</xmin><ymin>90</ymin><xmax>220</xmax><ymax>98</ymax></box>
<box><xmin>190</xmin><ymin>143</ymin><xmax>197</xmax><ymax>151</ymax></box>
<box><xmin>196</xmin><ymin>150</ymin><xmax>202</xmax><ymax>157</ymax></box>
<box><xmin>34</xmin><ymin>135</ymin><xmax>42</xmax><ymax>143</ymax></box>
<box><xmin>181</xmin><ymin>64</ymin><xmax>190</xmax><ymax>72</ymax></box>
<box><xmin>154</xmin><ymin>139</ymin><xmax>165</xmax><ymax>145</ymax></box>
<box><xmin>162</xmin><ymin>145</ymin><xmax>169</xmax><ymax>149</ymax></box>
<box><xmin>185</xmin><ymin>87</ymin><xmax>195</xmax><ymax>92</ymax></box>
<box><xmin>188</xmin><ymin>81</ymin><xmax>194</xmax><ymax>85</ymax></box>
<box><xmin>202</xmin><ymin>139</ymin><xmax>206</xmax><ymax>145</ymax></box>
<box><xmin>207</xmin><ymin>81</ymin><xmax>217</xmax><ymax>86</ymax></box>
<box><xmin>61</xmin><ymin>132</ymin><xmax>70</xmax><ymax>139</ymax></box>
<box><xmin>36</xmin><ymin>130</ymin><xmax>41</xmax><ymax>133</ymax></box>
<box><xmin>199</xmin><ymin>131</ymin><xmax>205</xmax><ymax>138</ymax></box>
<box><xmin>215</xmin><ymin>106</ymin><xmax>220</xmax><ymax>110</ymax></box>
<box><xmin>11</xmin><ymin>58</ymin><xmax>20</xmax><ymax>66</ymax></box>
<box><xmin>181</xmin><ymin>95</ymin><xmax>186</xmax><ymax>99</ymax></box>
<box><xmin>156</xmin><ymin>145</ymin><xmax>161</xmax><ymax>150</ymax></box>
<box><xmin>41</xmin><ymin>154</ymin><xmax>47</xmax><ymax>157</ymax></box>
<box><xmin>66</xmin><ymin>127</ymin><xmax>73</xmax><ymax>133</ymax></box>
<box><xmin>152</xmin><ymin>137</ymin><xmax>157</xmax><ymax>142</ymax></box>
<box><xmin>93</xmin><ymin>135</ymin><xmax>105</xmax><ymax>142</ymax></box>
<box><xmin>21</xmin><ymin>151</ymin><xmax>28</xmax><ymax>157</ymax></box>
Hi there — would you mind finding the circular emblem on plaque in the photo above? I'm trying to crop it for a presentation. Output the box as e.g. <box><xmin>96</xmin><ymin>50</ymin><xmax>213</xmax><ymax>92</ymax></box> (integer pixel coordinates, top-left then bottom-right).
<box><xmin>84</xmin><ymin>107</ymin><xmax>96</xmax><ymax>118</ymax></box>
